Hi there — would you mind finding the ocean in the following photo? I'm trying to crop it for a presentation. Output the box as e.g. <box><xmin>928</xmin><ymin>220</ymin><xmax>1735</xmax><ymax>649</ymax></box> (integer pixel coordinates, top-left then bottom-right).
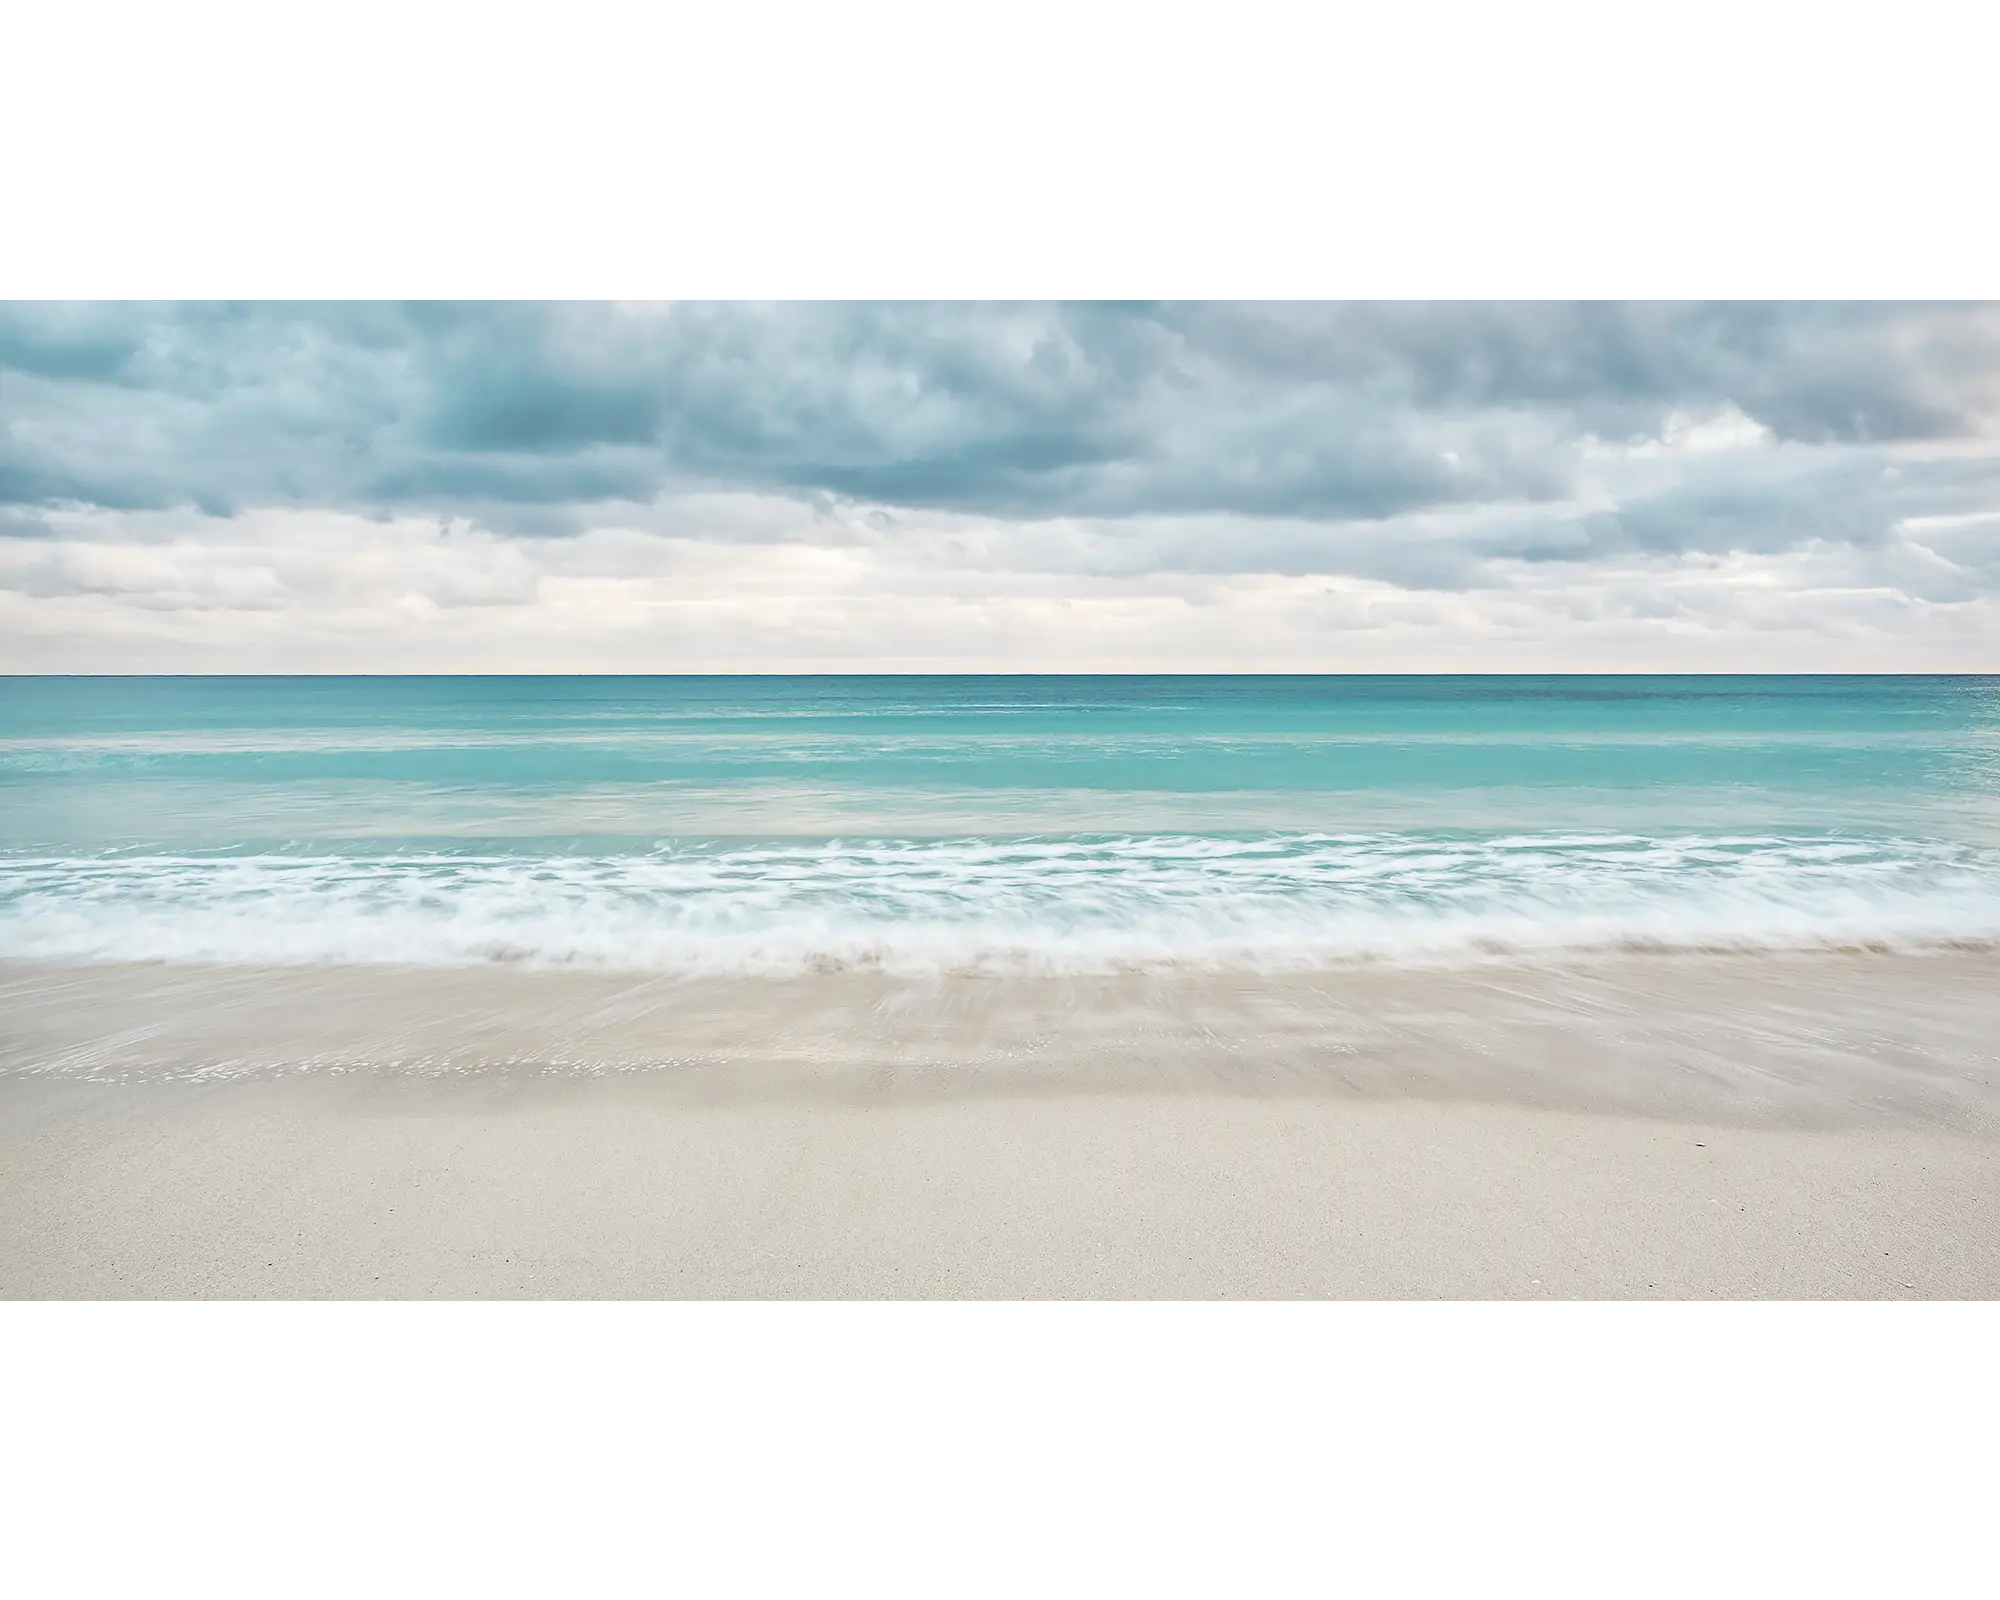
<box><xmin>3</xmin><ymin>674</ymin><xmax>1999</xmax><ymax>976</ymax></box>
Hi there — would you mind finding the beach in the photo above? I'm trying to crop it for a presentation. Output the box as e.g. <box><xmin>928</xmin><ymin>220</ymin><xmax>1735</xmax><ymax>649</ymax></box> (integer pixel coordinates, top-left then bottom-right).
<box><xmin>6</xmin><ymin>952</ymin><xmax>1998</xmax><ymax>1298</ymax></box>
<box><xmin>7</xmin><ymin>674</ymin><xmax>2000</xmax><ymax>1298</ymax></box>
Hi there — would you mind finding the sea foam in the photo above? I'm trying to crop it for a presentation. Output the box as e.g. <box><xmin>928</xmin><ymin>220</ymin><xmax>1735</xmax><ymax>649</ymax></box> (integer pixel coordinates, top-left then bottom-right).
<box><xmin>6</xmin><ymin>832</ymin><xmax>2000</xmax><ymax>975</ymax></box>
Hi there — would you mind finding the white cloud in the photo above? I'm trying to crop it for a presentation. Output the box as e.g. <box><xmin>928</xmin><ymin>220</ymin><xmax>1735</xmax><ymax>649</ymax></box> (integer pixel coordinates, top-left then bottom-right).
<box><xmin>6</xmin><ymin>499</ymin><xmax>1995</xmax><ymax>672</ymax></box>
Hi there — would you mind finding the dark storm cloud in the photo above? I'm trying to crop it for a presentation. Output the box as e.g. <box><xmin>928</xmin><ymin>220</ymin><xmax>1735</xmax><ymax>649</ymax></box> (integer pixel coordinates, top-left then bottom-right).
<box><xmin>2</xmin><ymin>301</ymin><xmax>1997</xmax><ymax>559</ymax></box>
<box><xmin>1174</xmin><ymin>302</ymin><xmax>1998</xmax><ymax>443</ymax></box>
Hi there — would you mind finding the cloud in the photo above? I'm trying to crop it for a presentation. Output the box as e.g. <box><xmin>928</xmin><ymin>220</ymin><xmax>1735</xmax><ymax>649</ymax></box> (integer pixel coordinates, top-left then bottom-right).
<box><xmin>2</xmin><ymin>302</ymin><xmax>1997</xmax><ymax>670</ymax></box>
<box><xmin>7</xmin><ymin>302</ymin><xmax>1997</xmax><ymax>525</ymax></box>
<box><xmin>4</xmin><ymin>497</ymin><xmax>1994</xmax><ymax>674</ymax></box>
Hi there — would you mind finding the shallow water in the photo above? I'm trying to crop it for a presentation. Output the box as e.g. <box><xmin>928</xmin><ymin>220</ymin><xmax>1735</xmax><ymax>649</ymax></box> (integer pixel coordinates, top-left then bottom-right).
<box><xmin>4</xmin><ymin>674</ymin><xmax>1999</xmax><ymax>973</ymax></box>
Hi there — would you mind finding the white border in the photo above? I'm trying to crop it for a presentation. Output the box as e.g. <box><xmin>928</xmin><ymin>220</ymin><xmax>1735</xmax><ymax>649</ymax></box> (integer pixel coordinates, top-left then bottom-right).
<box><xmin>5</xmin><ymin>4</ymin><xmax>1996</xmax><ymax>298</ymax></box>
<box><xmin>6</xmin><ymin>1302</ymin><xmax>1995</xmax><ymax>1595</ymax></box>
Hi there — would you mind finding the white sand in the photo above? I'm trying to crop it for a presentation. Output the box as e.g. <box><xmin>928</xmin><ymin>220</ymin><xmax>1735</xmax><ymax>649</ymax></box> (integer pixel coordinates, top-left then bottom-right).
<box><xmin>4</xmin><ymin>955</ymin><xmax>1998</xmax><ymax>1297</ymax></box>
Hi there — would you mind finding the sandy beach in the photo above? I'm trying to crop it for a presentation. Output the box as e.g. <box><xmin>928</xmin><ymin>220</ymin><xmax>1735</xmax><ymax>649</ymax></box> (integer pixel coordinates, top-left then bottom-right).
<box><xmin>5</xmin><ymin>953</ymin><xmax>1999</xmax><ymax>1298</ymax></box>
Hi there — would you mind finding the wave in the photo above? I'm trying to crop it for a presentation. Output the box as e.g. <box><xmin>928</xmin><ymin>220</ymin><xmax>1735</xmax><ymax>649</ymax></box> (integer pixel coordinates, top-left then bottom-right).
<box><xmin>5</xmin><ymin>833</ymin><xmax>2000</xmax><ymax>975</ymax></box>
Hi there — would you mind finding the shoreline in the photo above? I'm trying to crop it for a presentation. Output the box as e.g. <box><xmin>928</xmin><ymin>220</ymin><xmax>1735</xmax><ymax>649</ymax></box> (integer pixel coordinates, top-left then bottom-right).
<box><xmin>7</xmin><ymin>950</ymin><xmax>1999</xmax><ymax>1125</ymax></box>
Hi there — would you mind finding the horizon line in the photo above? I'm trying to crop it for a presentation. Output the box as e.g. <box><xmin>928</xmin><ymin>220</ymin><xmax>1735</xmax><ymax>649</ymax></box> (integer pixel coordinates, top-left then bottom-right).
<box><xmin>7</xmin><ymin>669</ymin><xmax>1995</xmax><ymax>681</ymax></box>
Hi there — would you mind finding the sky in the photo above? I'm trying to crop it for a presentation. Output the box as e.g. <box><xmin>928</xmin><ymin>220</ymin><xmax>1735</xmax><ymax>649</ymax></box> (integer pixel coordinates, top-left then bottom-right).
<box><xmin>3</xmin><ymin>300</ymin><xmax>1998</xmax><ymax>673</ymax></box>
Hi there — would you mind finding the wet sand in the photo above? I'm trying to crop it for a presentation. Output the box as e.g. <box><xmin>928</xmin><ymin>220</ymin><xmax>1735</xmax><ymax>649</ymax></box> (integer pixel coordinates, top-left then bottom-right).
<box><xmin>4</xmin><ymin>955</ymin><xmax>1999</xmax><ymax>1297</ymax></box>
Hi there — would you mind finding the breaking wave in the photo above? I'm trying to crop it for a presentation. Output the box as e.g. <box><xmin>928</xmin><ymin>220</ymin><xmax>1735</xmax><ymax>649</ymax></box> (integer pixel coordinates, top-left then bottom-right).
<box><xmin>6</xmin><ymin>832</ymin><xmax>2000</xmax><ymax>975</ymax></box>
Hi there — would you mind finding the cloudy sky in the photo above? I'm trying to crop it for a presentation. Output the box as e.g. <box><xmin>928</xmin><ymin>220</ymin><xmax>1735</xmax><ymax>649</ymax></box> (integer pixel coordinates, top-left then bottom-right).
<box><xmin>3</xmin><ymin>301</ymin><xmax>1997</xmax><ymax>672</ymax></box>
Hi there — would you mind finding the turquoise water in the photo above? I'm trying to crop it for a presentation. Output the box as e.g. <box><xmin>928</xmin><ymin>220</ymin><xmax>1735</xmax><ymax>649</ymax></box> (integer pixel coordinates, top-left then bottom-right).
<box><xmin>4</xmin><ymin>675</ymin><xmax>1999</xmax><ymax>972</ymax></box>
